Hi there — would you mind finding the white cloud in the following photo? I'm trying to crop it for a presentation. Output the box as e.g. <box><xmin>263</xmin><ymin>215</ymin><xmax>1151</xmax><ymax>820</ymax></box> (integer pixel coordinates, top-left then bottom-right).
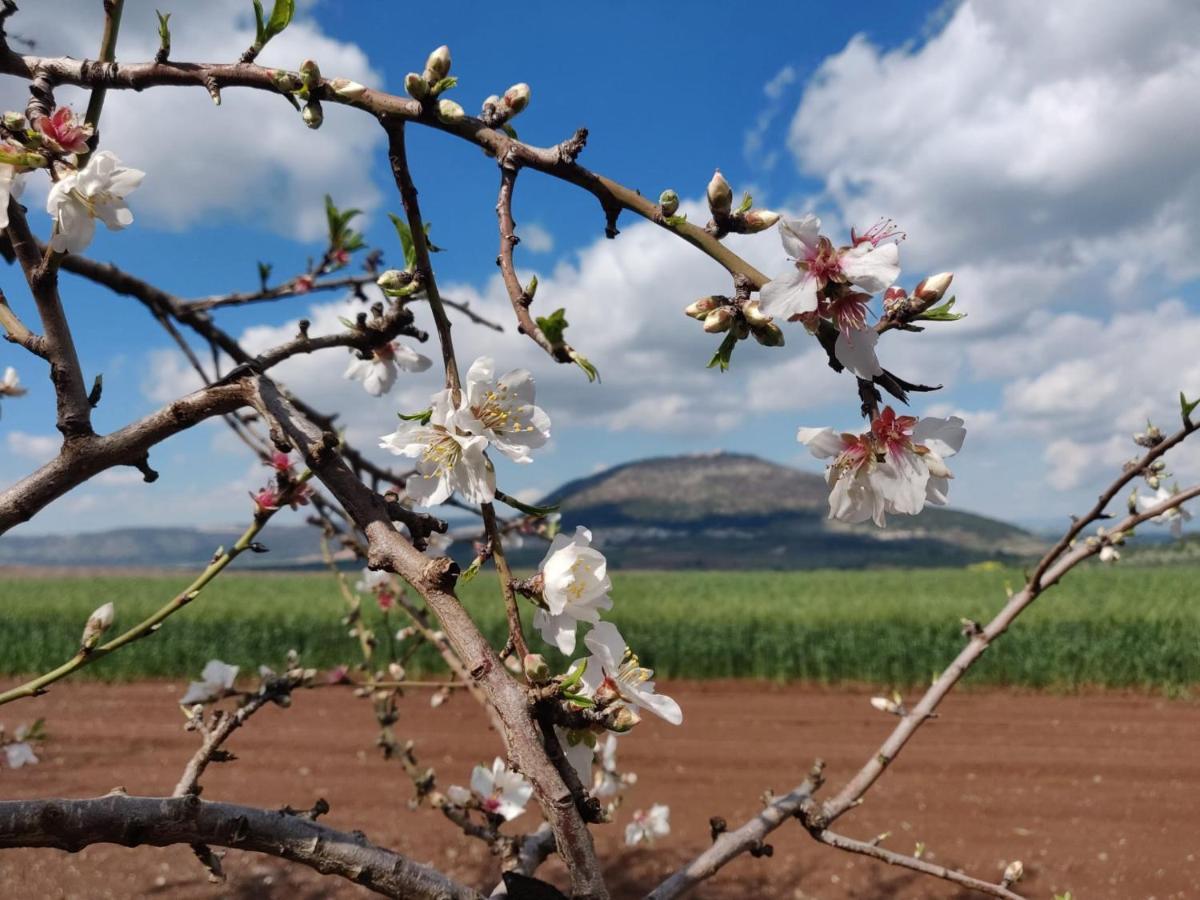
<box><xmin>0</xmin><ymin>0</ymin><xmax>383</xmax><ymax>240</ymax></box>
<box><xmin>745</xmin><ymin>65</ymin><xmax>798</xmax><ymax>171</ymax></box>
<box><xmin>521</xmin><ymin>223</ymin><xmax>555</xmax><ymax>254</ymax></box>
<box><xmin>6</xmin><ymin>431</ymin><xmax>59</xmax><ymax>460</ymax></box>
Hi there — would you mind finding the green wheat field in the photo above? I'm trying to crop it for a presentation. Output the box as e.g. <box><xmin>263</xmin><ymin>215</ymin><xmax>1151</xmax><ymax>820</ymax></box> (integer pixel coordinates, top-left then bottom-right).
<box><xmin>2</xmin><ymin>566</ymin><xmax>1198</xmax><ymax>690</ymax></box>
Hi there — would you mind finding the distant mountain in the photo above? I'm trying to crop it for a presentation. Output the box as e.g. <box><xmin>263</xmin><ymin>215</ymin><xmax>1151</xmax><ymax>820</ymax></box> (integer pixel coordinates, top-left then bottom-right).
<box><xmin>0</xmin><ymin>453</ymin><xmax>1044</xmax><ymax>570</ymax></box>
<box><xmin>0</xmin><ymin>525</ymin><xmax>327</xmax><ymax>570</ymax></box>
<box><xmin>523</xmin><ymin>452</ymin><xmax>1043</xmax><ymax>569</ymax></box>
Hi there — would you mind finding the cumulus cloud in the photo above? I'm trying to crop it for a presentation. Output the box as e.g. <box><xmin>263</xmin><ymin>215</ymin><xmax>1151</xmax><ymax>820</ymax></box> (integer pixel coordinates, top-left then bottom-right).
<box><xmin>521</xmin><ymin>223</ymin><xmax>555</xmax><ymax>254</ymax></box>
<box><xmin>0</xmin><ymin>0</ymin><xmax>383</xmax><ymax>239</ymax></box>
<box><xmin>6</xmin><ymin>431</ymin><xmax>59</xmax><ymax>460</ymax></box>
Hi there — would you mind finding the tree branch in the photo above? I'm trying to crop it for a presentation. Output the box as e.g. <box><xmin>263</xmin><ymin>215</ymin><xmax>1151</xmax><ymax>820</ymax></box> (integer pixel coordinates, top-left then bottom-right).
<box><xmin>0</xmin><ymin>794</ymin><xmax>483</xmax><ymax>900</ymax></box>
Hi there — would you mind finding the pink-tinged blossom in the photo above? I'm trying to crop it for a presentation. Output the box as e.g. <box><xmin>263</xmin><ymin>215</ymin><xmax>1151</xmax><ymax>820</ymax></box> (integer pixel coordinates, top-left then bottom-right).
<box><xmin>833</xmin><ymin>325</ymin><xmax>883</xmax><ymax>380</ymax></box>
<box><xmin>46</xmin><ymin>151</ymin><xmax>144</xmax><ymax>253</ymax></box>
<box><xmin>798</xmin><ymin>407</ymin><xmax>966</xmax><ymax>527</ymax></box>
<box><xmin>578</xmin><ymin>621</ymin><xmax>682</xmax><ymax>725</ymax></box>
<box><xmin>624</xmin><ymin>804</ymin><xmax>670</xmax><ymax>846</ymax></box>
<box><xmin>251</xmin><ymin>486</ymin><xmax>281</xmax><ymax>512</ymax></box>
<box><xmin>35</xmin><ymin>107</ymin><xmax>93</xmax><ymax>155</ymax></box>
<box><xmin>757</xmin><ymin>214</ymin><xmax>901</xmax><ymax>320</ymax></box>
<box><xmin>533</xmin><ymin>526</ymin><xmax>613</xmax><ymax>655</ymax></box>
<box><xmin>331</xmin><ymin>248</ymin><xmax>351</xmax><ymax>266</ymax></box>
<box><xmin>265</xmin><ymin>450</ymin><xmax>293</xmax><ymax>473</ymax></box>
<box><xmin>345</xmin><ymin>342</ymin><xmax>432</xmax><ymax>397</ymax></box>
<box><xmin>292</xmin><ymin>274</ymin><xmax>315</xmax><ymax>294</ymax></box>
<box><xmin>455</xmin><ymin>757</ymin><xmax>533</xmax><ymax>821</ymax></box>
<box><xmin>326</xmin><ymin>664</ymin><xmax>352</xmax><ymax>685</ymax></box>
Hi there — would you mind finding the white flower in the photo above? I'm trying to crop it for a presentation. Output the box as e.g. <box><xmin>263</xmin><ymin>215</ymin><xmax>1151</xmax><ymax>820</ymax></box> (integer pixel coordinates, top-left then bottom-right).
<box><xmin>380</xmin><ymin>391</ymin><xmax>495</xmax><ymax>506</ymax></box>
<box><xmin>593</xmin><ymin>734</ymin><xmax>632</xmax><ymax>798</ymax></box>
<box><xmin>579</xmin><ymin>621</ymin><xmax>682</xmax><ymax>725</ymax></box>
<box><xmin>798</xmin><ymin>407</ymin><xmax>966</xmax><ymax>527</ymax></box>
<box><xmin>179</xmin><ymin>659</ymin><xmax>239</xmax><ymax>706</ymax></box>
<box><xmin>758</xmin><ymin>214</ymin><xmax>900</xmax><ymax>320</ymax></box>
<box><xmin>445</xmin><ymin>784</ymin><xmax>472</xmax><ymax>806</ymax></box>
<box><xmin>466</xmin><ymin>757</ymin><xmax>533</xmax><ymax>821</ymax></box>
<box><xmin>0</xmin><ymin>163</ymin><xmax>26</xmax><ymax>230</ymax></box>
<box><xmin>354</xmin><ymin>568</ymin><xmax>392</xmax><ymax>595</ymax></box>
<box><xmin>1135</xmin><ymin>486</ymin><xmax>1193</xmax><ymax>538</ymax></box>
<box><xmin>3</xmin><ymin>741</ymin><xmax>38</xmax><ymax>769</ymax></box>
<box><xmin>533</xmin><ymin>526</ymin><xmax>613</xmax><ymax>654</ymax></box>
<box><xmin>454</xmin><ymin>356</ymin><xmax>551</xmax><ymax>464</ymax></box>
<box><xmin>1099</xmin><ymin>545</ymin><xmax>1120</xmax><ymax>563</ymax></box>
<box><xmin>344</xmin><ymin>342</ymin><xmax>431</xmax><ymax>397</ymax></box>
<box><xmin>833</xmin><ymin>325</ymin><xmax>883</xmax><ymax>380</ymax></box>
<box><xmin>624</xmin><ymin>804</ymin><xmax>670</xmax><ymax>846</ymax></box>
<box><xmin>0</xmin><ymin>366</ymin><xmax>24</xmax><ymax>397</ymax></box>
<box><xmin>554</xmin><ymin>726</ymin><xmax>595</xmax><ymax>787</ymax></box>
<box><xmin>46</xmin><ymin>151</ymin><xmax>144</xmax><ymax>253</ymax></box>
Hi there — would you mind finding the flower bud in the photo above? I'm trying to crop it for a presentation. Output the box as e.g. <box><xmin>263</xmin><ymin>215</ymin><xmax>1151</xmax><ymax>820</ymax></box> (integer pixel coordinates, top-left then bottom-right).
<box><xmin>523</xmin><ymin>653</ymin><xmax>551</xmax><ymax>684</ymax></box>
<box><xmin>302</xmin><ymin>100</ymin><xmax>323</xmax><ymax>129</ymax></box>
<box><xmin>299</xmin><ymin>59</ymin><xmax>322</xmax><ymax>91</ymax></box>
<box><xmin>482</xmin><ymin>94</ymin><xmax>501</xmax><ymax>112</ymax></box>
<box><xmin>751</xmin><ymin>321</ymin><xmax>785</xmax><ymax>347</ymax></box>
<box><xmin>608</xmin><ymin>706</ymin><xmax>641</xmax><ymax>733</ymax></box>
<box><xmin>870</xmin><ymin>696</ymin><xmax>901</xmax><ymax>715</ymax></box>
<box><xmin>270</xmin><ymin>69</ymin><xmax>302</xmax><ymax>93</ymax></box>
<box><xmin>706</xmin><ymin>169</ymin><xmax>733</xmax><ymax>217</ymax></box>
<box><xmin>685</xmin><ymin>295</ymin><xmax>725</xmax><ymax>320</ymax></box>
<box><xmin>594</xmin><ymin>675</ymin><xmax>622</xmax><ymax>705</ymax></box>
<box><xmin>1099</xmin><ymin>545</ymin><xmax>1120</xmax><ymax>563</ymax></box>
<box><xmin>404</xmin><ymin>72</ymin><xmax>428</xmax><ymax>101</ymax></box>
<box><xmin>703</xmin><ymin>307</ymin><xmax>735</xmax><ymax>334</ymax></box>
<box><xmin>914</xmin><ymin>272</ymin><xmax>953</xmax><ymax>303</ymax></box>
<box><xmin>377</xmin><ymin>269</ymin><xmax>411</xmax><ymax>292</ymax></box>
<box><xmin>437</xmin><ymin>99</ymin><xmax>465</xmax><ymax>124</ymax></box>
<box><xmin>423</xmin><ymin>45</ymin><xmax>452</xmax><ymax>83</ymax></box>
<box><xmin>387</xmin><ymin>661</ymin><xmax>406</xmax><ymax>682</ymax></box>
<box><xmin>659</xmin><ymin>189</ymin><xmax>679</xmax><ymax>217</ymax></box>
<box><xmin>741</xmin><ymin>300</ymin><xmax>771</xmax><ymax>327</ymax></box>
<box><xmin>81</xmin><ymin>601</ymin><xmax>115</xmax><ymax>650</ymax></box>
<box><xmin>503</xmin><ymin>83</ymin><xmax>531</xmax><ymax>115</ymax></box>
<box><xmin>329</xmin><ymin>78</ymin><xmax>366</xmax><ymax>100</ymax></box>
<box><xmin>1002</xmin><ymin>860</ymin><xmax>1024</xmax><ymax>885</ymax></box>
<box><xmin>3</xmin><ymin>111</ymin><xmax>27</xmax><ymax>131</ymax></box>
<box><xmin>883</xmin><ymin>285</ymin><xmax>908</xmax><ymax>314</ymax></box>
<box><xmin>741</xmin><ymin>209</ymin><xmax>781</xmax><ymax>233</ymax></box>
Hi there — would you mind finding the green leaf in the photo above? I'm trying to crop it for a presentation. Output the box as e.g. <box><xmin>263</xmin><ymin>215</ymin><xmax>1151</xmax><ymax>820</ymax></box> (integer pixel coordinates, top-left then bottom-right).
<box><xmin>251</xmin><ymin>0</ymin><xmax>266</xmax><ymax>45</ymax></box>
<box><xmin>564</xmin><ymin>694</ymin><xmax>596</xmax><ymax>709</ymax></box>
<box><xmin>397</xmin><ymin>408</ymin><xmax>432</xmax><ymax>425</ymax></box>
<box><xmin>915</xmin><ymin>295</ymin><xmax>966</xmax><ymax>322</ymax></box>
<box><xmin>458</xmin><ymin>556</ymin><xmax>482</xmax><ymax>585</ymax></box>
<box><xmin>664</xmin><ymin>214</ymin><xmax>689</xmax><ymax>227</ymax></box>
<box><xmin>736</xmin><ymin>192</ymin><xmax>753</xmax><ymax>214</ymax></box>
<box><xmin>495</xmin><ymin>489</ymin><xmax>559</xmax><ymax>518</ymax></box>
<box><xmin>264</xmin><ymin>0</ymin><xmax>294</xmax><ymax>39</ymax></box>
<box><xmin>536</xmin><ymin>308</ymin><xmax>569</xmax><ymax>346</ymax></box>
<box><xmin>570</xmin><ymin>351</ymin><xmax>600</xmax><ymax>384</ymax></box>
<box><xmin>707</xmin><ymin>330</ymin><xmax>739</xmax><ymax>372</ymax></box>
<box><xmin>388</xmin><ymin>213</ymin><xmax>417</xmax><ymax>270</ymax></box>
<box><xmin>560</xmin><ymin>659</ymin><xmax>586</xmax><ymax>691</ymax></box>
<box><xmin>525</xmin><ymin>274</ymin><xmax>538</xmax><ymax>300</ymax></box>
<box><xmin>1181</xmin><ymin>391</ymin><xmax>1199</xmax><ymax>424</ymax></box>
<box><xmin>430</xmin><ymin>75</ymin><xmax>458</xmax><ymax>96</ymax></box>
<box><xmin>256</xmin><ymin>261</ymin><xmax>272</xmax><ymax>290</ymax></box>
<box><xmin>155</xmin><ymin>10</ymin><xmax>171</xmax><ymax>44</ymax></box>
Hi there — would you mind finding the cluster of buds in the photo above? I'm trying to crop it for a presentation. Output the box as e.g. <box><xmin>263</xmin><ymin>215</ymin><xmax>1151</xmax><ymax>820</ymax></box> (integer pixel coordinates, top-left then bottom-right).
<box><xmin>481</xmin><ymin>83</ymin><xmax>531</xmax><ymax>128</ymax></box>
<box><xmin>879</xmin><ymin>272</ymin><xmax>955</xmax><ymax>326</ymax></box>
<box><xmin>404</xmin><ymin>46</ymin><xmax>466</xmax><ymax>124</ymax></box>
<box><xmin>684</xmin><ymin>294</ymin><xmax>784</xmax><ymax>347</ymax></box>
<box><xmin>250</xmin><ymin>457</ymin><xmax>312</xmax><ymax>514</ymax></box>
<box><xmin>704</xmin><ymin>170</ymin><xmax>780</xmax><ymax>237</ymax></box>
<box><xmin>299</xmin><ymin>60</ymin><xmax>324</xmax><ymax>129</ymax></box>
<box><xmin>1090</xmin><ymin>526</ymin><xmax>1126</xmax><ymax>563</ymax></box>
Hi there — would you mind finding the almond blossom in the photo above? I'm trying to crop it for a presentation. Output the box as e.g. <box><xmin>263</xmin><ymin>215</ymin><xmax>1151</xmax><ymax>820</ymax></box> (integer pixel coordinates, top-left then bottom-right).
<box><xmin>449</xmin><ymin>757</ymin><xmax>533</xmax><ymax>821</ymax></box>
<box><xmin>578</xmin><ymin>621</ymin><xmax>682</xmax><ymax>725</ymax></box>
<box><xmin>593</xmin><ymin>734</ymin><xmax>635</xmax><ymax>799</ymax></box>
<box><xmin>554</xmin><ymin>725</ymin><xmax>596</xmax><ymax>786</ymax></box>
<box><xmin>455</xmin><ymin>356</ymin><xmax>550</xmax><ymax>463</ymax></box>
<box><xmin>0</xmin><ymin>157</ymin><xmax>26</xmax><ymax>230</ymax></box>
<box><xmin>179</xmin><ymin>659</ymin><xmax>239</xmax><ymax>706</ymax></box>
<box><xmin>798</xmin><ymin>407</ymin><xmax>966</xmax><ymax>527</ymax></box>
<box><xmin>1134</xmin><ymin>485</ymin><xmax>1193</xmax><ymax>537</ymax></box>
<box><xmin>344</xmin><ymin>342</ymin><xmax>431</xmax><ymax>397</ymax></box>
<box><xmin>380</xmin><ymin>391</ymin><xmax>495</xmax><ymax>506</ymax></box>
<box><xmin>35</xmin><ymin>107</ymin><xmax>92</xmax><ymax>154</ymax></box>
<box><xmin>533</xmin><ymin>526</ymin><xmax>613</xmax><ymax>654</ymax></box>
<box><xmin>46</xmin><ymin>150</ymin><xmax>145</xmax><ymax>254</ymax></box>
<box><xmin>757</xmin><ymin>214</ymin><xmax>900</xmax><ymax>321</ymax></box>
<box><xmin>1</xmin><ymin>365</ymin><xmax>26</xmax><ymax>398</ymax></box>
<box><xmin>624</xmin><ymin>804</ymin><xmax>670</xmax><ymax>846</ymax></box>
<box><xmin>3</xmin><ymin>740</ymin><xmax>38</xmax><ymax>770</ymax></box>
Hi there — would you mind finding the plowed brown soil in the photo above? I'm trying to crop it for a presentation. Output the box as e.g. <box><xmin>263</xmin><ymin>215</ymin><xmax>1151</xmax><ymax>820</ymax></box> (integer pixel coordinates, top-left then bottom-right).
<box><xmin>0</xmin><ymin>681</ymin><xmax>1196</xmax><ymax>899</ymax></box>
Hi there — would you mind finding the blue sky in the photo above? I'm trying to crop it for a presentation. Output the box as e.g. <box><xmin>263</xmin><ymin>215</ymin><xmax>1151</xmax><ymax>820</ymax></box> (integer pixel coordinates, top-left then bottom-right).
<box><xmin>2</xmin><ymin>0</ymin><xmax>1198</xmax><ymax>536</ymax></box>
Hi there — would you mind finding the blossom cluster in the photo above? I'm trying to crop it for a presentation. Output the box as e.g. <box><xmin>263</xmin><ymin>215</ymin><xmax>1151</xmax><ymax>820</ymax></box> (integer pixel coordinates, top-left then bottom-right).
<box><xmin>379</xmin><ymin>356</ymin><xmax>550</xmax><ymax>505</ymax></box>
<box><xmin>1</xmin><ymin>107</ymin><xmax>143</xmax><ymax>253</ymax></box>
